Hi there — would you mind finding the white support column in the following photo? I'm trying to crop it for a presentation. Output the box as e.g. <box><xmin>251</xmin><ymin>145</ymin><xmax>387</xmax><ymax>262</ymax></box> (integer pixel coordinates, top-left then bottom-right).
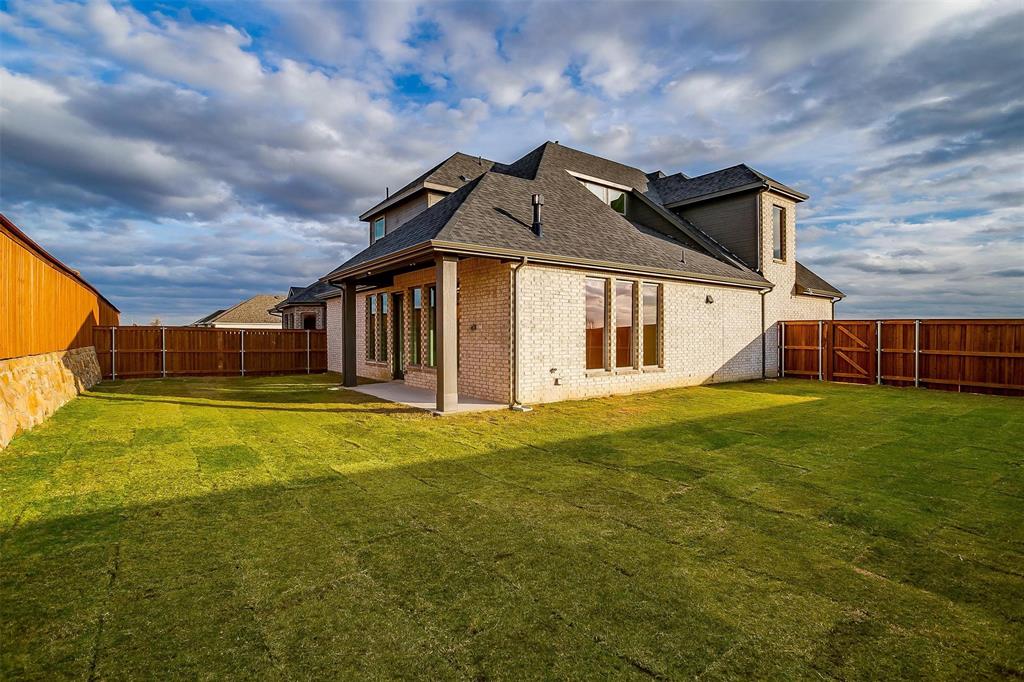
<box><xmin>435</xmin><ymin>254</ymin><xmax>459</xmax><ymax>413</ymax></box>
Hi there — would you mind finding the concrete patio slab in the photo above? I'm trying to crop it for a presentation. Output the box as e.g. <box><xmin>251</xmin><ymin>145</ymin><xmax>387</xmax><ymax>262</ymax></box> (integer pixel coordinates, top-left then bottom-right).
<box><xmin>344</xmin><ymin>380</ymin><xmax>509</xmax><ymax>415</ymax></box>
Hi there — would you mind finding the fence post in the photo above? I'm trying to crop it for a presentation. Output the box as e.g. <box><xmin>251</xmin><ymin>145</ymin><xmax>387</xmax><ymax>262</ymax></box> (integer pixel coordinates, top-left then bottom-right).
<box><xmin>111</xmin><ymin>327</ymin><xmax>117</xmax><ymax>381</ymax></box>
<box><xmin>876</xmin><ymin>320</ymin><xmax>882</xmax><ymax>385</ymax></box>
<box><xmin>306</xmin><ymin>329</ymin><xmax>311</xmax><ymax>374</ymax></box>
<box><xmin>914</xmin><ymin>320</ymin><xmax>920</xmax><ymax>387</ymax></box>
<box><xmin>817</xmin><ymin>320</ymin><xmax>823</xmax><ymax>381</ymax></box>
<box><xmin>240</xmin><ymin>329</ymin><xmax>245</xmax><ymax>377</ymax></box>
<box><xmin>161</xmin><ymin>327</ymin><xmax>167</xmax><ymax>378</ymax></box>
<box><xmin>779</xmin><ymin>321</ymin><xmax>785</xmax><ymax>378</ymax></box>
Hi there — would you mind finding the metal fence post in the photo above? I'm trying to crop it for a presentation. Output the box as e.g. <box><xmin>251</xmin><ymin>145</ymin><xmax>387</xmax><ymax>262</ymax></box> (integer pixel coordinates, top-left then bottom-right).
<box><xmin>876</xmin><ymin>320</ymin><xmax>882</xmax><ymax>385</ymax></box>
<box><xmin>914</xmin><ymin>320</ymin><xmax>920</xmax><ymax>387</ymax></box>
<box><xmin>111</xmin><ymin>327</ymin><xmax>117</xmax><ymax>380</ymax></box>
<box><xmin>306</xmin><ymin>329</ymin><xmax>311</xmax><ymax>374</ymax></box>
<box><xmin>161</xmin><ymin>327</ymin><xmax>167</xmax><ymax>378</ymax></box>
<box><xmin>240</xmin><ymin>329</ymin><xmax>245</xmax><ymax>377</ymax></box>
<box><xmin>779</xmin><ymin>321</ymin><xmax>785</xmax><ymax>378</ymax></box>
<box><xmin>817</xmin><ymin>320</ymin><xmax>823</xmax><ymax>381</ymax></box>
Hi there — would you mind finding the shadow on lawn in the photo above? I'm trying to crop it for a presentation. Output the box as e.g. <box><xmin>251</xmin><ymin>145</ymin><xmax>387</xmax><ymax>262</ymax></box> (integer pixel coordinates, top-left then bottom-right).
<box><xmin>4</xmin><ymin>382</ymin><xmax>1022</xmax><ymax>679</ymax></box>
<box><xmin>82</xmin><ymin>391</ymin><xmax>423</xmax><ymax>416</ymax></box>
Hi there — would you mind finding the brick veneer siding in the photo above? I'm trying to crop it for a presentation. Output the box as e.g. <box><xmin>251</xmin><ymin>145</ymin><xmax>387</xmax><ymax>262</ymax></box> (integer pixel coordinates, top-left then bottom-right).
<box><xmin>349</xmin><ymin>258</ymin><xmax>511</xmax><ymax>403</ymax></box>
<box><xmin>515</xmin><ymin>264</ymin><xmax>766</xmax><ymax>404</ymax></box>
<box><xmin>281</xmin><ymin>304</ymin><xmax>325</xmax><ymax>330</ymax></box>
<box><xmin>757</xmin><ymin>192</ymin><xmax>835</xmax><ymax>375</ymax></box>
<box><xmin>325</xmin><ymin>296</ymin><xmax>342</xmax><ymax>373</ymax></box>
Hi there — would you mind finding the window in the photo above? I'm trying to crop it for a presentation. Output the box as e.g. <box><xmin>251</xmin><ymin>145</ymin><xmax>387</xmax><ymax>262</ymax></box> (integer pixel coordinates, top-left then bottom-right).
<box><xmin>302</xmin><ymin>314</ymin><xmax>317</xmax><ymax>330</ymax></box>
<box><xmin>427</xmin><ymin>286</ymin><xmax>436</xmax><ymax>367</ymax></box>
<box><xmin>585</xmin><ymin>278</ymin><xmax>607</xmax><ymax>370</ymax></box>
<box><xmin>373</xmin><ymin>216</ymin><xmax>385</xmax><ymax>242</ymax></box>
<box><xmin>379</xmin><ymin>295</ymin><xmax>388</xmax><ymax>361</ymax></box>
<box><xmin>642</xmin><ymin>284</ymin><xmax>661</xmax><ymax>366</ymax></box>
<box><xmin>366</xmin><ymin>295</ymin><xmax>377</xmax><ymax>360</ymax></box>
<box><xmin>772</xmin><ymin>205</ymin><xmax>785</xmax><ymax>260</ymax></box>
<box><xmin>410</xmin><ymin>287</ymin><xmax>422</xmax><ymax>365</ymax></box>
<box><xmin>615</xmin><ymin>281</ymin><xmax>635</xmax><ymax>368</ymax></box>
<box><xmin>581</xmin><ymin>181</ymin><xmax>626</xmax><ymax>214</ymax></box>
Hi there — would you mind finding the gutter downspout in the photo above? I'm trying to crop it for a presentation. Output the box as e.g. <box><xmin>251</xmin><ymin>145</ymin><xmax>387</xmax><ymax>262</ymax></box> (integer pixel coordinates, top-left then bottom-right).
<box><xmin>510</xmin><ymin>256</ymin><xmax>531</xmax><ymax>410</ymax></box>
<box><xmin>760</xmin><ymin>288</ymin><xmax>769</xmax><ymax>378</ymax></box>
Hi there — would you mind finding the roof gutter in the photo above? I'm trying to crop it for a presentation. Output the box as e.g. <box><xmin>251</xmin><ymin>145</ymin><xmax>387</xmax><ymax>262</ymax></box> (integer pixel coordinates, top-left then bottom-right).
<box><xmin>324</xmin><ymin>240</ymin><xmax>772</xmax><ymax>291</ymax></box>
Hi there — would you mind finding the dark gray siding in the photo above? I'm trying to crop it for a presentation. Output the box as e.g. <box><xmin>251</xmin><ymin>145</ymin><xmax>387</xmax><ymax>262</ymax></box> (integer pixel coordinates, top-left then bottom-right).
<box><xmin>673</xmin><ymin>191</ymin><xmax>759</xmax><ymax>269</ymax></box>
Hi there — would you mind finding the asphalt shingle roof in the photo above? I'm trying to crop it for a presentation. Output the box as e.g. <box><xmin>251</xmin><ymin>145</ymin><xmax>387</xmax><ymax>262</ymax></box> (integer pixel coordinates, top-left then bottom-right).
<box><xmin>650</xmin><ymin>164</ymin><xmax>805</xmax><ymax>206</ymax></box>
<box><xmin>326</xmin><ymin>143</ymin><xmax>768</xmax><ymax>286</ymax></box>
<box><xmin>275</xmin><ymin>281</ymin><xmax>338</xmax><ymax>308</ymax></box>
<box><xmin>795</xmin><ymin>262</ymin><xmax>845</xmax><ymax>298</ymax></box>
<box><xmin>207</xmin><ymin>295</ymin><xmax>285</xmax><ymax>325</ymax></box>
<box><xmin>361</xmin><ymin>153</ymin><xmax>493</xmax><ymax>219</ymax></box>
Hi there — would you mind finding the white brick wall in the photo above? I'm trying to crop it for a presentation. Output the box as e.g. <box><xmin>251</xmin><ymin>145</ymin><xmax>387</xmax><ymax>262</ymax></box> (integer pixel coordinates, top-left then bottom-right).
<box><xmin>758</xmin><ymin>192</ymin><xmax>835</xmax><ymax>375</ymax></box>
<box><xmin>326</xmin><ymin>296</ymin><xmax>342</xmax><ymax>373</ymax></box>
<box><xmin>515</xmin><ymin>264</ymin><xmax>765</xmax><ymax>404</ymax></box>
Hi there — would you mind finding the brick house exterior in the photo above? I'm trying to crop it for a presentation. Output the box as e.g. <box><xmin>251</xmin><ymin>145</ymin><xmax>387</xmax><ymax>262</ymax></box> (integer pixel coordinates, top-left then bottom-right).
<box><xmin>320</xmin><ymin>142</ymin><xmax>843</xmax><ymax>412</ymax></box>
<box><xmin>271</xmin><ymin>281</ymin><xmax>337</xmax><ymax>330</ymax></box>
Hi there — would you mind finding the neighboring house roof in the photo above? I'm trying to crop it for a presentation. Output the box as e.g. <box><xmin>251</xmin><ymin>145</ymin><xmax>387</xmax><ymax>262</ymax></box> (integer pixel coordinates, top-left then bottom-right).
<box><xmin>192</xmin><ymin>309</ymin><xmax>226</xmax><ymax>326</ymax></box>
<box><xmin>272</xmin><ymin>281</ymin><xmax>338</xmax><ymax>311</ymax></box>
<box><xmin>327</xmin><ymin>142</ymin><xmax>769</xmax><ymax>288</ymax></box>
<box><xmin>1</xmin><ymin>212</ymin><xmax>121</xmax><ymax>313</ymax></box>
<box><xmin>359</xmin><ymin>152</ymin><xmax>494</xmax><ymax>221</ymax></box>
<box><xmin>197</xmin><ymin>295</ymin><xmax>285</xmax><ymax>326</ymax></box>
<box><xmin>650</xmin><ymin>164</ymin><xmax>808</xmax><ymax>207</ymax></box>
<box><xmin>795</xmin><ymin>262</ymin><xmax>845</xmax><ymax>298</ymax></box>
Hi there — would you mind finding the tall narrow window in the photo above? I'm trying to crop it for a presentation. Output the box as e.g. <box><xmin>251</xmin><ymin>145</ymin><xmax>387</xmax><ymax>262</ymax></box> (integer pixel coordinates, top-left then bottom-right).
<box><xmin>379</xmin><ymin>294</ymin><xmax>388</xmax><ymax>362</ymax></box>
<box><xmin>427</xmin><ymin>286</ymin><xmax>436</xmax><ymax>367</ymax></box>
<box><xmin>373</xmin><ymin>217</ymin><xmax>385</xmax><ymax>242</ymax></box>
<box><xmin>411</xmin><ymin>287</ymin><xmax>422</xmax><ymax>365</ymax></box>
<box><xmin>615</xmin><ymin>281</ymin><xmax>635</xmax><ymax>368</ymax></box>
<box><xmin>642</xmin><ymin>284</ymin><xmax>661</xmax><ymax>366</ymax></box>
<box><xmin>585</xmin><ymin>278</ymin><xmax>606</xmax><ymax>370</ymax></box>
<box><xmin>582</xmin><ymin>181</ymin><xmax>626</xmax><ymax>214</ymax></box>
<box><xmin>772</xmin><ymin>205</ymin><xmax>785</xmax><ymax>260</ymax></box>
<box><xmin>367</xmin><ymin>295</ymin><xmax>377</xmax><ymax>360</ymax></box>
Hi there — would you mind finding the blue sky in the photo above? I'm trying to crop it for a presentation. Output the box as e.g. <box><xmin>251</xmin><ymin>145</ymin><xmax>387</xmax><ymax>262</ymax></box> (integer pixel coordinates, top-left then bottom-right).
<box><xmin>1</xmin><ymin>0</ymin><xmax>1022</xmax><ymax>324</ymax></box>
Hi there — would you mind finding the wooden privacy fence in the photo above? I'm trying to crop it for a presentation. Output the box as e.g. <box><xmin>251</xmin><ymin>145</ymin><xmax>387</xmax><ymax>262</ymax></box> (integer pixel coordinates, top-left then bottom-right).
<box><xmin>93</xmin><ymin>327</ymin><xmax>328</xmax><ymax>380</ymax></box>
<box><xmin>780</xmin><ymin>319</ymin><xmax>1023</xmax><ymax>396</ymax></box>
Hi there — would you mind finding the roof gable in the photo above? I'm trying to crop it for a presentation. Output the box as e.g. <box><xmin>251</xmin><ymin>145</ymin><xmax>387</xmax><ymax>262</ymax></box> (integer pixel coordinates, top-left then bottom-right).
<box><xmin>650</xmin><ymin>164</ymin><xmax>807</xmax><ymax>206</ymax></box>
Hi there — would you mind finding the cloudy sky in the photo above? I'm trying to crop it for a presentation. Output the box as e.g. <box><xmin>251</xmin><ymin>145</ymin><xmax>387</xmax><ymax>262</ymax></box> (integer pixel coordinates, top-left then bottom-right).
<box><xmin>2</xmin><ymin>0</ymin><xmax>1022</xmax><ymax>324</ymax></box>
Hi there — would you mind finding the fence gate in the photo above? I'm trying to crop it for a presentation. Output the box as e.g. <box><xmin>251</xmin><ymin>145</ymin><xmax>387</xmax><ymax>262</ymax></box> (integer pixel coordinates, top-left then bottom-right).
<box><xmin>826</xmin><ymin>321</ymin><xmax>875</xmax><ymax>384</ymax></box>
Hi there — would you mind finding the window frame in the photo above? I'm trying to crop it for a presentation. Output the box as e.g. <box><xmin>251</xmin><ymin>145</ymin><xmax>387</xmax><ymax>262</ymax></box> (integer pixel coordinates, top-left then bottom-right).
<box><xmin>366</xmin><ymin>295</ymin><xmax>378</xmax><ymax>361</ymax></box>
<box><xmin>614</xmin><ymin>280</ymin><xmax>636</xmax><ymax>369</ymax></box>
<box><xmin>379</xmin><ymin>294</ymin><xmax>388</xmax><ymax>362</ymax></box>
<box><xmin>581</xmin><ymin>181</ymin><xmax>627</xmax><ymax>215</ymax></box>
<box><xmin>585</xmin><ymin>277</ymin><xmax>608</xmax><ymax>371</ymax></box>
<box><xmin>372</xmin><ymin>216</ymin><xmax>385</xmax><ymax>242</ymax></box>
<box><xmin>642</xmin><ymin>283</ymin><xmax>662</xmax><ymax>368</ymax></box>
<box><xmin>426</xmin><ymin>286</ymin><xmax>436</xmax><ymax>367</ymax></box>
<box><xmin>772</xmin><ymin>204</ymin><xmax>786</xmax><ymax>262</ymax></box>
<box><xmin>410</xmin><ymin>287</ymin><xmax>422</xmax><ymax>366</ymax></box>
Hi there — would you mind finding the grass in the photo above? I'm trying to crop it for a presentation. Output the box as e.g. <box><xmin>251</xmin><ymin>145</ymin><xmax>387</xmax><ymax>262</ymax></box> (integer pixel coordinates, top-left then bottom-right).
<box><xmin>1</xmin><ymin>375</ymin><xmax>1022</xmax><ymax>680</ymax></box>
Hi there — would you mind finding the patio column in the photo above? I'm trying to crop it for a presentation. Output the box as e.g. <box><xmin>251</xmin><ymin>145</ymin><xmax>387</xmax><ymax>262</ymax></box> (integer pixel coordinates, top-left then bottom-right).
<box><xmin>435</xmin><ymin>254</ymin><xmax>458</xmax><ymax>412</ymax></box>
<box><xmin>342</xmin><ymin>280</ymin><xmax>357</xmax><ymax>387</ymax></box>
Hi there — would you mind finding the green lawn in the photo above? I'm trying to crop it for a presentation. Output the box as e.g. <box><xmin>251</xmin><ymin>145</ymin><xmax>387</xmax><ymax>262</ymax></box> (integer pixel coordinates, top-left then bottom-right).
<box><xmin>1</xmin><ymin>375</ymin><xmax>1022</xmax><ymax>679</ymax></box>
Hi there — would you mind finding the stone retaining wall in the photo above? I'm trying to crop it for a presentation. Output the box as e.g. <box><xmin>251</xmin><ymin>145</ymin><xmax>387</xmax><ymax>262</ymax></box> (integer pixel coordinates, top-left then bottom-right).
<box><xmin>0</xmin><ymin>346</ymin><xmax>102</xmax><ymax>448</ymax></box>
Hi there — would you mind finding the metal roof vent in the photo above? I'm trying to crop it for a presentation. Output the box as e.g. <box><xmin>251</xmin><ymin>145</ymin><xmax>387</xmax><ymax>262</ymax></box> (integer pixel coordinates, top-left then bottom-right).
<box><xmin>531</xmin><ymin>194</ymin><xmax>544</xmax><ymax>237</ymax></box>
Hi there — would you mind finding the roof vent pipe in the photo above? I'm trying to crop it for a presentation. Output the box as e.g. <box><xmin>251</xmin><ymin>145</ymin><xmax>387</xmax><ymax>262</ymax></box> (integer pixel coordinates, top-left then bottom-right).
<box><xmin>531</xmin><ymin>194</ymin><xmax>544</xmax><ymax>237</ymax></box>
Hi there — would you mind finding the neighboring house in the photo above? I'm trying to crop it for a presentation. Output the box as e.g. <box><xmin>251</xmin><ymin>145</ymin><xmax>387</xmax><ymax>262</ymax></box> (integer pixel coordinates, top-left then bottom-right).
<box><xmin>322</xmin><ymin>141</ymin><xmax>843</xmax><ymax>412</ymax></box>
<box><xmin>191</xmin><ymin>295</ymin><xmax>285</xmax><ymax>329</ymax></box>
<box><xmin>270</xmin><ymin>281</ymin><xmax>338</xmax><ymax>330</ymax></box>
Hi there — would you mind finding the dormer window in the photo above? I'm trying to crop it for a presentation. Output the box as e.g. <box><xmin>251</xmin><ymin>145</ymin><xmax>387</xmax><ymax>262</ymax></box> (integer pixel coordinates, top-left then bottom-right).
<box><xmin>581</xmin><ymin>181</ymin><xmax>626</xmax><ymax>214</ymax></box>
<box><xmin>372</xmin><ymin>216</ymin><xmax>385</xmax><ymax>242</ymax></box>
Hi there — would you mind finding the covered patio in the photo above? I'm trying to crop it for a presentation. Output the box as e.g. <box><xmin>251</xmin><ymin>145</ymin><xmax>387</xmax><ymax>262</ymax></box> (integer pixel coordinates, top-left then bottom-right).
<box><xmin>331</xmin><ymin>250</ymin><xmax>512</xmax><ymax>413</ymax></box>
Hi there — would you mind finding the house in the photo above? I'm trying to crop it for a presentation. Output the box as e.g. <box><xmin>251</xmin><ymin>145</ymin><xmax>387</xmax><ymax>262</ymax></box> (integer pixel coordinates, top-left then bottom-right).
<box><xmin>270</xmin><ymin>281</ymin><xmax>338</xmax><ymax>330</ymax></box>
<box><xmin>321</xmin><ymin>142</ymin><xmax>843</xmax><ymax>412</ymax></box>
<box><xmin>191</xmin><ymin>295</ymin><xmax>285</xmax><ymax>329</ymax></box>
